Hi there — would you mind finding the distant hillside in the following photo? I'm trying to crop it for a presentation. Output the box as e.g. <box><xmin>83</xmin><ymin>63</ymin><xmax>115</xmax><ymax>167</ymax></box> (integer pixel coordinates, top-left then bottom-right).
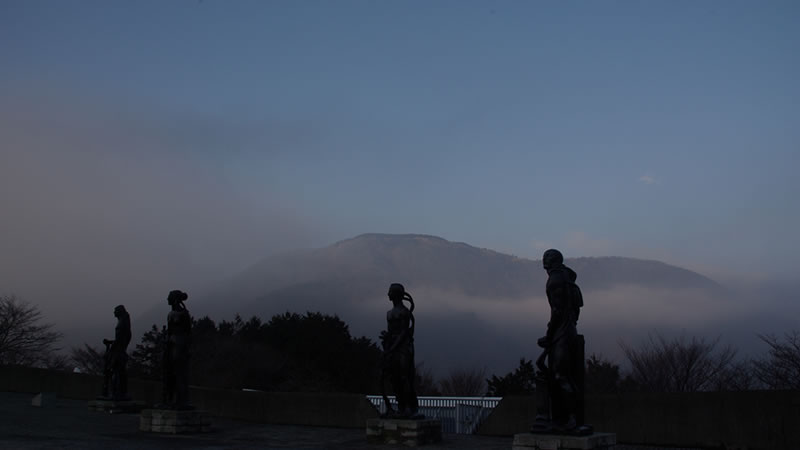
<box><xmin>139</xmin><ymin>233</ymin><xmax>730</xmax><ymax>376</ymax></box>
<box><xmin>193</xmin><ymin>233</ymin><xmax>722</xmax><ymax>316</ymax></box>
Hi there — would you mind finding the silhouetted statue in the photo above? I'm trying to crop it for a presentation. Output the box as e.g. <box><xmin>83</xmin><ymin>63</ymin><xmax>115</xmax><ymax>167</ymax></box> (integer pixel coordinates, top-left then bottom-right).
<box><xmin>532</xmin><ymin>249</ymin><xmax>592</xmax><ymax>435</ymax></box>
<box><xmin>100</xmin><ymin>305</ymin><xmax>132</xmax><ymax>400</ymax></box>
<box><xmin>379</xmin><ymin>283</ymin><xmax>422</xmax><ymax>419</ymax></box>
<box><xmin>161</xmin><ymin>290</ymin><xmax>192</xmax><ymax>409</ymax></box>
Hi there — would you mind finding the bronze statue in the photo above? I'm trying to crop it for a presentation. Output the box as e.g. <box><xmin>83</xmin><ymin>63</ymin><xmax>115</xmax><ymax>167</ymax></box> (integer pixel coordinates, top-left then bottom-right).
<box><xmin>161</xmin><ymin>290</ymin><xmax>192</xmax><ymax>409</ymax></box>
<box><xmin>532</xmin><ymin>249</ymin><xmax>592</xmax><ymax>435</ymax></box>
<box><xmin>379</xmin><ymin>283</ymin><xmax>422</xmax><ymax>419</ymax></box>
<box><xmin>100</xmin><ymin>305</ymin><xmax>132</xmax><ymax>400</ymax></box>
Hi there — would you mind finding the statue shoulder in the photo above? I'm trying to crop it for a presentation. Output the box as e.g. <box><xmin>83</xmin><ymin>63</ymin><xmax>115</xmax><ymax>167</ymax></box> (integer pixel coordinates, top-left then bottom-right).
<box><xmin>168</xmin><ymin>309</ymin><xmax>190</xmax><ymax>323</ymax></box>
<box><xmin>546</xmin><ymin>271</ymin><xmax>568</xmax><ymax>288</ymax></box>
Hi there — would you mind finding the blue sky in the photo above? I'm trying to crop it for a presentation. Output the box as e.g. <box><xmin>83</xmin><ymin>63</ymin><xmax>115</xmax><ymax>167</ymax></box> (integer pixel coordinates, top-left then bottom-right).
<box><xmin>1</xmin><ymin>0</ymin><xmax>798</xmax><ymax>290</ymax></box>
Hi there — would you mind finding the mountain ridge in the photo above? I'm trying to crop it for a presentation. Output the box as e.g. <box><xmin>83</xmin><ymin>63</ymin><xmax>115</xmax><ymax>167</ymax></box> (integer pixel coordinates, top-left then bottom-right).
<box><xmin>131</xmin><ymin>233</ymin><xmax>800</xmax><ymax>376</ymax></box>
<box><xmin>187</xmin><ymin>232</ymin><xmax>723</xmax><ymax>319</ymax></box>
<box><xmin>133</xmin><ymin>233</ymin><xmax>739</xmax><ymax>375</ymax></box>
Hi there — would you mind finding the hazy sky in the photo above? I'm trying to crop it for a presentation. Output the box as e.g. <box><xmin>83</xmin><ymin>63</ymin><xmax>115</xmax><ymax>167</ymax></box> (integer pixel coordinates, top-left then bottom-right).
<box><xmin>1</xmin><ymin>1</ymin><xmax>798</xmax><ymax>324</ymax></box>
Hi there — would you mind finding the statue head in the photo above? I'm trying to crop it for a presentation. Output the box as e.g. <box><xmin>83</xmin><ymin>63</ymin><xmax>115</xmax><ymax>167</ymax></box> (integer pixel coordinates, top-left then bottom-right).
<box><xmin>388</xmin><ymin>283</ymin><xmax>405</xmax><ymax>302</ymax></box>
<box><xmin>387</xmin><ymin>283</ymin><xmax>415</xmax><ymax>313</ymax></box>
<box><xmin>113</xmin><ymin>304</ymin><xmax>127</xmax><ymax>318</ymax></box>
<box><xmin>167</xmin><ymin>290</ymin><xmax>188</xmax><ymax>306</ymax></box>
<box><xmin>542</xmin><ymin>249</ymin><xmax>564</xmax><ymax>271</ymax></box>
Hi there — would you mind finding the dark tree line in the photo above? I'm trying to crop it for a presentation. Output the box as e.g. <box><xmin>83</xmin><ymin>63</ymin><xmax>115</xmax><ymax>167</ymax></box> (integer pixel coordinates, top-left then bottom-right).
<box><xmin>486</xmin><ymin>358</ymin><xmax>536</xmax><ymax>396</ymax></box>
<box><xmin>486</xmin><ymin>331</ymin><xmax>800</xmax><ymax>396</ymax></box>
<box><xmin>71</xmin><ymin>311</ymin><xmax>383</xmax><ymax>394</ymax></box>
<box><xmin>485</xmin><ymin>355</ymin><xmax>635</xmax><ymax>397</ymax></box>
<box><xmin>129</xmin><ymin>312</ymin><xmax>384</xmax><ymax>393</ymax></box>
<box><xmin>66</xmin><ymin>321</ymin><xmax>800</xmax><ymax>396</ymax></box>
<box><xmin>4</xmin><ymin>292</ymin><xmax>797</xmax><ymax>396</ymax></box>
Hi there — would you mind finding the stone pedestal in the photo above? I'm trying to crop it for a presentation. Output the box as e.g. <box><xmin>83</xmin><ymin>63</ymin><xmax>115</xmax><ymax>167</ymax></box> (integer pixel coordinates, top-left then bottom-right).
<box><xmin>31</xmin><ymin>392</ymin><xmax>56</xmax><ymax>407</ymax></box>
<box><xmin>366</xmin><ymin>418</ymin><xmax>442</xmax><ymax>446</ymax></box>
<box><xmin>88</xmin><ymin>399</ymin><xmax>146</xmax><ymax>414</ymax></box>
<box><xmin>139</xmin><ymin>409</ymin><xmax>211</xmax><ymax>434</ymax></box>
<box><xmin>512</xmin><ymin>432</ymin><xmax>616</xmax><ymax>450</ymax></box>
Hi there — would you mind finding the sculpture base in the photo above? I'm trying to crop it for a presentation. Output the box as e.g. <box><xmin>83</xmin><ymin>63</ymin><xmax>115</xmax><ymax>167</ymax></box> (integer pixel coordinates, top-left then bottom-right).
<box><xmin>139</xmin><ymin>409</ymin><xmax>211</xmax><ymax>434</ymax></box>
<box><xmin>366</xmin><ymin>418</ymin><xmax>442</xmax><ymax>446</ymax></box>
<box><xmin>512</xmin><ymin>432</ymin><xmax>616</xmax><ymax>450</ymax></box>
<box><xmin>88</xmin><ymin>399</ymin><xmax>146</xmax><ymax>414</ymax></box>
<box><xmin>31</xmin><ymin>392</ymin><xmax>56</xmax><ymax>407</ymax></box>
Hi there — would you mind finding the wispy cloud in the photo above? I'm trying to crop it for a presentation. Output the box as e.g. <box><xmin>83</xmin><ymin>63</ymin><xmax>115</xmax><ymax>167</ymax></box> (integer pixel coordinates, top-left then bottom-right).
<box><xmin>530</xmin><ymin>240</ymin><xmax>553</xmax><ymax>252</ymax></box>
<box><xmin>564</xmin><ymin>231</ymin><xmax>614</xmax><ymax>256</ymax></box>
<box><xmin>638</xmin><ymin>174</ymin><xmax>659</xmax><ymax>185</ymax></box>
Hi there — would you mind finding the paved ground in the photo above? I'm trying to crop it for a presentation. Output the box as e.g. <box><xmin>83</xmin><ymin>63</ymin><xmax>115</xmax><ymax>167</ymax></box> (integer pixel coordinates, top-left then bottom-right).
<box><xmin>0</xmin><ymin>392</ymin><xmax>703</xmax><ymax>449</ymax></box>
<box><xmin>0</xmin><ymin>392</ymin><xmax>512</xmax><ymax>449</ymax></box>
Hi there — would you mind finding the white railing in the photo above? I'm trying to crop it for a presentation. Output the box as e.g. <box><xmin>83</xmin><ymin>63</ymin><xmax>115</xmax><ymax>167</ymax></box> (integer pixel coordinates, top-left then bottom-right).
<box><xmin>366</xmin><ymin>395</ymin><xmax>502</xmax><ymax>434</ymax></box>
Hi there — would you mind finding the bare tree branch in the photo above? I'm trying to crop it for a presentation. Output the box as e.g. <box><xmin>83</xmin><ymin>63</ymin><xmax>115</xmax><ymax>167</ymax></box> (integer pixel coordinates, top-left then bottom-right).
<box><xmin>752</xmin><ymin>331</ymin><xmax>800</xmax><ymax>389</ymax></box>
<box><xmin>0</xmin><ymin>295</ymin><xmax>63</xmax><ymax>367</ymax></box>
<box><xmin>70</xmin><ymin>344</ymin><xmax>106</xmax><ymax>375</ymax></box>
<box><xmin>438</xmin><ymin>366</ymin><xmax>488</xmax><ymax>396</ymax></box>
<box><xmin>619</xmin><ymin>332</ymin><xmax>737</xmax><ymax>392</ymax></box>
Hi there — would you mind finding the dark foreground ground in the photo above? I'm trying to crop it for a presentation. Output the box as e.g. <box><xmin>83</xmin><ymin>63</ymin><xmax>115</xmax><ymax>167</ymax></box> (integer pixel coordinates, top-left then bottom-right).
<box><xmin>0</xmin><ymin>392</ymin><xmax>700</xmax><ymax>449</ymax></box>
<box><xmin>0</xmin><ymin>392</ymin><xmax>509</xmax><ymax>450</ymax></box>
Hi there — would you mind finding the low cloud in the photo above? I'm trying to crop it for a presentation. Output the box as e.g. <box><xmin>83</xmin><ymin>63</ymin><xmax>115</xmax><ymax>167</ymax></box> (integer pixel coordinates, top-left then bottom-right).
<box><xmin>353</xmin><ymin>283</ymin><xmax>775</xmax><ymax>375</ymax></box>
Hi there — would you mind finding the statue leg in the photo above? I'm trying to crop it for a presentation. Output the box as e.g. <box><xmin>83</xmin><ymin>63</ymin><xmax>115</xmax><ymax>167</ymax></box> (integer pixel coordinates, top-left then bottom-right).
<box><xmin>552</xmin><ymin>373</ymin><xmax>577</xmax><ymax>429</ymax></box>
<box><xmin>162</xmin><ymin>349</ymin><xmax>175</xmax><ymax>406</ymax></box>
<box><xmin>102</xmin><ymin>370</ymin><xmax>111</xmax><ymax>398</ymax></box>
<box><xmin>391</xmin><ymin>372</ymin><xmax>407</xmax><ymax>416</ymax></box>
<box><xmin>572</xmin><ymin>335</ymin><xmax>585</xmax><ymax>426</ymax></box>
<box><xmin>113</xmin><ymin>353</ymin><xmax>128</xmax><ymax>400</ymax></box>
<box><xmin>549</xmin><ymin>340</ymin><xmax>577</xmax><ymax>429</ymax></box>
<box><xmin>174</xmin><ymin>347</ymin><xmax>190</xmax><ymax>408</ymax></box>
<box><xmin>119</xmin><ymin>368</ymin><xmax>128</xmax><ymax>399</ymax></box>
<box><xmin>533</xmin><ymin>370</ymin><xmax>551</xmax><ymax>422</ymax></box>
<box><xmin>111</xmin><ymin>368</ymin><xmax>119</xmax><ymax>400</ymax></box>
<box><xmin>101</xmin><ymin>351</ymin><xmax>112</xmax><ymax>398</ymax></box>
<box><xmin>386</xmin><ymin>352</ymin><xmax>407</xmax><ymax>417</ymax></box>
<box><xmin>109</xmin><ymin>353</ymin><xmax>119</xmax><ymax>399</ymax></box>
<box><xmin>405</xmin><ymin>354</ymin><xmax>418</xmax><ymax>415</ymax></box>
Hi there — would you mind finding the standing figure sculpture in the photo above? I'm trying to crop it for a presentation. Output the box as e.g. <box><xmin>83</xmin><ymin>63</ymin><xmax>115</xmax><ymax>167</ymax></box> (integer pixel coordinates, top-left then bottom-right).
<box><xmin>532</xmin><ymin>249</ymin><xmax>592</xmax><ymax>435</ymax></box>
<box><xmin>100</xmin><ymin>305</ymin><xmax>132</xmax><ymax>400</ymax></box>
<box><xmin>379</xmin><ymin>283</ymin><xmax>422</xmax><ymax>419</ymax></box>
<box><xmin>162</xmin><ymin>290</ymin><xmax>192</xmax><ymax>409</ymax></box>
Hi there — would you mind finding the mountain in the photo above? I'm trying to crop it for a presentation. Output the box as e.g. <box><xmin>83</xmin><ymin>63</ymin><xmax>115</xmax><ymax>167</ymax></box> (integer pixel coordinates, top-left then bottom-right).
<box><xmin>147</xmin><ymin>233</ymin><xmax>734</xmax><ymax>376</ymax></box>
<box><xmin>193</xmin><ymin>233</ymin><xmax>722</xmax><ymax>314</ymax></box>
<box><xmin>201</xmin><ymin>233</ymin><xmax>719</xmax><ymax>302</ymax></box>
